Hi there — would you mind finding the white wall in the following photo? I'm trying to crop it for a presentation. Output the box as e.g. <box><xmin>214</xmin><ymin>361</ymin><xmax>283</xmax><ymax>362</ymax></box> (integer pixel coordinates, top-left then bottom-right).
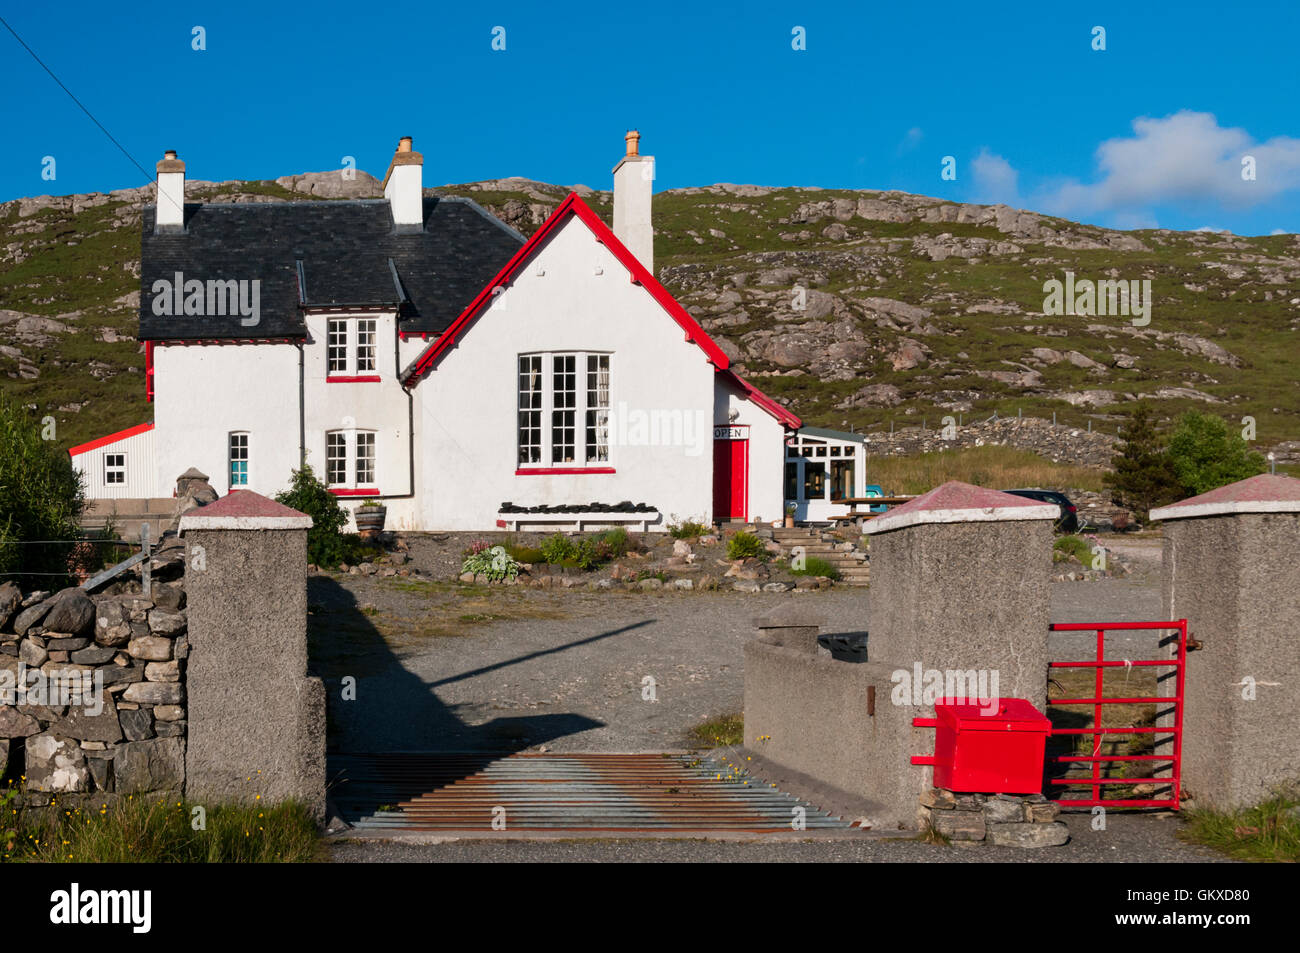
<box><xmin>72</xmin><ymin>425</ymin><xmax>161</xmax><ymax>499</ymax></box>
<box><xmin>153</xmin><ymin>342</ymin><xmax>301</xmax><ymax>497</ymax></box>
<box><xmin>413</xmin><ymin>215</ymin><xmax>717</xmax><ymax>531</ymax></box>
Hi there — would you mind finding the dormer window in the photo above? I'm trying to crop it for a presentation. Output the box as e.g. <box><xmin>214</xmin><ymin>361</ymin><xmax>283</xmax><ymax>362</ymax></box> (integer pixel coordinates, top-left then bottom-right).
<box><xmin>327</xmin><ymin>318</ymin><xmax>379</xmax><ymax>380</ymax></box>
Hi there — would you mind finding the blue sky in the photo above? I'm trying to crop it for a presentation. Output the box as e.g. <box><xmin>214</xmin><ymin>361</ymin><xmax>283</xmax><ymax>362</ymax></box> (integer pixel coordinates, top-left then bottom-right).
<box><xmin>3</xmin><ymin>0</ymin><xmax>1298</xmax><ymax>234</ymax></box>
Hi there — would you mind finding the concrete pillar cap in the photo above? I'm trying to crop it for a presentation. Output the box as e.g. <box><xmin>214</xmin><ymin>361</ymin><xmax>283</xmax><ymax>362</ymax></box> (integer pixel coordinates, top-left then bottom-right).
<box><xmin>864</xmin><ymin>480</ymin><xmax>1058</xmax><ymax>535</ymax></box>
<box><xmin>1150</xmin><ymin>473</ymin><xmax>1300</xmax><ymax>521</ymax></box>
<box><xmin>178</xmin><ymin>490</ymin><xmax>313</xmax><ymax>532</ymax></box>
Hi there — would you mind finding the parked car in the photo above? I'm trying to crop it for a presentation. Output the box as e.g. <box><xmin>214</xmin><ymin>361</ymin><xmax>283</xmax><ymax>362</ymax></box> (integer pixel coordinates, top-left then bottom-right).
<box><xmin>1003</xmin><ymin>488</ymin><xmax>1081</xmax><ymax>533</ymax></box>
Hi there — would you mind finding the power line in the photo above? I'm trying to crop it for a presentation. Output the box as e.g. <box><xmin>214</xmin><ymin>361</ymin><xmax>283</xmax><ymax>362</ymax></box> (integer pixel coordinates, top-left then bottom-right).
<box><xmin>0</xmin><ymin>13</ymin><xmax>155</xmax><ymax>185</ymax></box>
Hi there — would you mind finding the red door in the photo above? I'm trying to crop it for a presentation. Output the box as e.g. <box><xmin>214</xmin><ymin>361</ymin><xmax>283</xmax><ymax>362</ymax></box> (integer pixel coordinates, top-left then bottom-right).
<box><xmin>712</xmin><ymin>439</ymin><xmax>748</xmax><ymax>520</ymax></box>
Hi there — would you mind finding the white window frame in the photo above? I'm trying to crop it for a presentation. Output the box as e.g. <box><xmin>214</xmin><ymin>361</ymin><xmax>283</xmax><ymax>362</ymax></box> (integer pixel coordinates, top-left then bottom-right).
<box><xmin>326</xmin><ymin>317</ymin><xmax>381</xmax><ymax>378</ymax></box>
<box><xmin>228</xmin><ymin>432</ymin><xmax>250</xmax><ymax>488</ymax></box>
<box><xmin>324</xmin><ymin>428</ymin><xmax>378</xmax><ymax>488</ymax></box>
<box><xmin>516</xmin><ymin>350</ymin><xmax>612</xmax><ymax>469</ymax></box>
<box><xmin>104</xmin><ymin>452</ymin><xmax>126</xmax><ymax>486</ymax></box>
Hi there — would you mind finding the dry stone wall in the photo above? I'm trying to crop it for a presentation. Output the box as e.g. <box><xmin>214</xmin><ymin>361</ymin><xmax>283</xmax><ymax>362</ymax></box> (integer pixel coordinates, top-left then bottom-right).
<box><xmin>0</xmin><ymin>535</ymin><xmax>188</xmax><ymax>805</ymax></box>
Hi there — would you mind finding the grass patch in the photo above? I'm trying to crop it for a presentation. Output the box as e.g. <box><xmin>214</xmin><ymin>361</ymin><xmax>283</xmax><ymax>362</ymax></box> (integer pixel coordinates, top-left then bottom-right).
<box><xmin>1</xmin><ymin>787</ymin><xmax>321</xmax><ymax>863</ymax></box>
<box><xmin>690</xmin><ymin>713</ymin><xmax>745</xmax><ymax>748</ymax></box>
<box><xmin>668</xmin><ymin>519</ymin><xmax>711</xmax><ymax>539</ymax></box>
<box><xmin>1179</xmin><ymin>793</ymin><xmax>1300</xmax><ymax>862</ymax></box>
<box><xmin>1052</xmin><ymin>534</ymin><xmax>1095</xmax><ymax>566</ymax></box>
<box><xmin>867</xmin><ymin>444</ymin><xmax>1107</xmax><ymax>496</ymax></box>
<box><xmin>790</xmin><ymin>555</ymin><xmax>842</xmax><ymax>580</ymax></box>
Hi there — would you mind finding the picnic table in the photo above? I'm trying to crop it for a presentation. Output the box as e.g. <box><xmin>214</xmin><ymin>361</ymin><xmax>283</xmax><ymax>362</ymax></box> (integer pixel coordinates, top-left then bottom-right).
<box><xmin>829</xmin><ymin>495</ymin><xmax>916</xmax><ymax>526</ymax></box>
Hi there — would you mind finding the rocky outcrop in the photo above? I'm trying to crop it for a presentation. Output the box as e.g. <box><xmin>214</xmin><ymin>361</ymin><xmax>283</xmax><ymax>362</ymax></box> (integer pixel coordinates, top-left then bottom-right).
<box><xmin>275</xmin><ymin>170</ymin><xmax>382</xmax><ymax>199</ymax></box>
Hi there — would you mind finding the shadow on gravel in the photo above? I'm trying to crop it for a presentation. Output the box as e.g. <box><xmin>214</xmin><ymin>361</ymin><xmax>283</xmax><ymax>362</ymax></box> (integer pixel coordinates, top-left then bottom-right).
<box><xmin>307</xmin><ymin>576</ymin><xmax>610</xmax><ymax>803</ymax></box>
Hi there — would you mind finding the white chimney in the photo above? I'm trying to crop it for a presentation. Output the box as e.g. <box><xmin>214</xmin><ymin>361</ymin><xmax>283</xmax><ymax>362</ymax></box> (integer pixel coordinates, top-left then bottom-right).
<box><xmin>155</xmin><ymin>150</ymin><xmax>185</xmax><ymax>232</ymax></box>
<box><xmin>612</xmin><ymin>130</ymin><xmax>654</xmax><ymax>274</ymax></box>
<box><xmin>383</xmin><ymin>136</ymin><xmax>424</xmax><ymax>228</ymax></box>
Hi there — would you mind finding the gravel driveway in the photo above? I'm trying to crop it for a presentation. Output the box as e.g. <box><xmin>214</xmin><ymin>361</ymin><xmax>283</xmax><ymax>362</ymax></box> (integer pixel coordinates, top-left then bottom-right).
<box><xmin>312</xmin><ymin>550</ymin><xmax>1169</xmax><ymax>755</ymax></box>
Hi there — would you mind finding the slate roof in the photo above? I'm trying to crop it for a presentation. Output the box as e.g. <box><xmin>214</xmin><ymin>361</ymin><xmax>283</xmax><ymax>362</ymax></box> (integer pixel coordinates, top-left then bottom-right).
<box><xmin>139</xmin><ymin>197</ymin><xmax>525</xmax><ymax>341</ymax></box>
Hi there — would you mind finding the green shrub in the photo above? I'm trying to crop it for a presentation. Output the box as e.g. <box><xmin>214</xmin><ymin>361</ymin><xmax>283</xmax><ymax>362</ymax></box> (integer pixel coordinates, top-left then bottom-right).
<box><xmin>506</xmin><ymin>544</ymin><xmax>545</xmax><ymax>565</ymax></box>
<box><xmin>540</xmin><ymin>533</ymin><xmax>579</xmax><ymax>565</ymax></box>
<box><xmin>727</xmin><ymin>531</ymin><xmax>768</xmax><ymax>561</ymax></box>
<box><xmin>790</xmin><ymin>556</ymin><xmax>841</xmax><ymax>580</ymax></box>
<box><xmin>669</xmin><ymin>518</ymin><xmax>710</xmax><ymax>539</ymax></box>
<box><xmin>1167</xmin><ymin>411</ymin><xmax>1267</xmax><ymax>497</ymax></box>
<box><xmin>274</xmin><ymin>463</ymin><xmax>349</xmax><ymax>568</ymax></box>
<box><xmin>0</xmin><ymin>395</ymin><xmax>86</xmax><ymax>583</ymax></box>
<box><xmin>460</xmin><ymin>545</ymin><xmax>521</xmax><ymax>582</ymax></box>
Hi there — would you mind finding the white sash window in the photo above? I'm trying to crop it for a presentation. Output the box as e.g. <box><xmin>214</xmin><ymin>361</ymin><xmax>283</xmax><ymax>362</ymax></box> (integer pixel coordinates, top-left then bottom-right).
<box><xmin>517</xmin><ymin>351</ymin><xmax>612</xmax><ymax>468</ymax></box>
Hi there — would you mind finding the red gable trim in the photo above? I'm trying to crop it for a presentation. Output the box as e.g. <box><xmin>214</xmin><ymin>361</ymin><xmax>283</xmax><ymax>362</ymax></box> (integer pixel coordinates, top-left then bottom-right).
<box><xmin>402</xmin><ymin>193</ymin><xmax>731</xmax><ymax>384</ymax></box>
<box><xmin>69</xmin><ymin>422</ymin><xmax>154</xmax><ymax>457</ymax></box>
<box><xmin>719</xmin><ymin>368</ymin><xmax>802</xmax><ymax>430</ymax></box>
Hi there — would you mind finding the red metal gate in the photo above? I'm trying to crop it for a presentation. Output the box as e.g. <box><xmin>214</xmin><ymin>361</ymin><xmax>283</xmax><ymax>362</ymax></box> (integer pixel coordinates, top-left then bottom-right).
<box><xmin>1046</xmin><ymin>620</ymin><xmax>1187</xmax><ymax>809</ymax></box>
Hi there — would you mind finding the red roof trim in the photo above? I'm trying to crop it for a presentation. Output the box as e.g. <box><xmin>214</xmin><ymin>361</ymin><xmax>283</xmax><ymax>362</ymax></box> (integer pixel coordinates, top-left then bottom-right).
<box><xmin>69</xmin><ymin>422</ymin><xmax>155</xmax><ymax>456</ymax></box>
<box><xmin>403</xmin><ymin>193</ymin><xmax>731</xmax><ymax>383</ymax></box>
<box><xmin>718</xmin><ymin>368</ymin><xmax>803</xmax><ymax>430</ymax></box>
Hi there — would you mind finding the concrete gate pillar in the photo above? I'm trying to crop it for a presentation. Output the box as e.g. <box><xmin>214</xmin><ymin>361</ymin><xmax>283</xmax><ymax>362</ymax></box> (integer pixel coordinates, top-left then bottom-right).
<box><xmin>178</xmin><ymin>490</ymin><xmax>327</xmax><ymax>819</ymax></box>
<box><xmin>1151</xmin><ymin>474</ymin><xmax>1300</xmax><ymax>810</ymax></box>
<box><xmin>865</xmin><ymin>480</ymin><xmax>1058</xmax><ymax>711</ymax></box>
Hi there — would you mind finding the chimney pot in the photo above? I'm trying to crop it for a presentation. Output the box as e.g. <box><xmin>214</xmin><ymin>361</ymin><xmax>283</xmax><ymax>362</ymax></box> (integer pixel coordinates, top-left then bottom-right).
<box><xmin>613</xmin><ymin>131</ymin><xmax>653</xmax><ymax>273</ymax></box>
<box><xmin>383</xmin><ymin>136</ymin><xmax>425</xmax><ymax>228</ymax></box>
<box><xmin>155</xmin><ymin>149</ymin><xmax>186</xmax><ymax>231</ymax></box>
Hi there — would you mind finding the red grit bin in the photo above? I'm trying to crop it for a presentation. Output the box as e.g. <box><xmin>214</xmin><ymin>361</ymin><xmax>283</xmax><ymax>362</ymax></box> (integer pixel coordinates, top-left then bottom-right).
<box><xmin>912</xmin><ymin>698</ymin><xmax>1052</xmax><ymax>794</ymax></box>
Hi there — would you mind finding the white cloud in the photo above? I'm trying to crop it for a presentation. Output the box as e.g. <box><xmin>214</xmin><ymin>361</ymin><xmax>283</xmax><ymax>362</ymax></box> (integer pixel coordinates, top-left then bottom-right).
<box><xmin>896</xmin><ymin>127</ymin><xmax>923</xmax><ymax>155</ymax></box>
<box><xmin>1040</xmin><ymin>111</ymin><xmax>1300</xmax><ymax>217</ymax></box>
<box><xmin>970</xmin><ymin>148</ymin><xmax>1021</xmax><ymax>205</ymax></box>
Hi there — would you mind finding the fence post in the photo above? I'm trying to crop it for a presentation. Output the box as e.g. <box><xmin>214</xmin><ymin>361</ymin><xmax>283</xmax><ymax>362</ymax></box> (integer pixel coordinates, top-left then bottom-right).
<box><xmin>178</xmin><ymin>490</ymin><xmax>325</xmax><ymax>819</ymax></box>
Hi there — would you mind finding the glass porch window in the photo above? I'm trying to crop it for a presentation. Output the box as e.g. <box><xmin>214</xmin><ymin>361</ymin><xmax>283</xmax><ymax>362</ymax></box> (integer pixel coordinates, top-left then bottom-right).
<box><xmin>830</xmin><ymin>459</ymin><xmax>854</xmax><ymax>501</ymax></box>
<box><xmin>803</xmin><ymin>461</ymin><xmax>826</xmax><ymax>500</ymax></box>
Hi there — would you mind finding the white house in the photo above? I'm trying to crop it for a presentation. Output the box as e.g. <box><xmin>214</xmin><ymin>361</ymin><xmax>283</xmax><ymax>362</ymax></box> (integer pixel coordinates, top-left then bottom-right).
<box><xmin>71</xmin><ymin>133</ymin><xmax>806</xmax><ymax>531</ymax></box>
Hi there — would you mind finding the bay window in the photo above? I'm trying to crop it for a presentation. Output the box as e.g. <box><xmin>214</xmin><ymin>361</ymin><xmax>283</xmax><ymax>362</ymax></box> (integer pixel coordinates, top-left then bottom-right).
<box><xmin>517</xmin><ymin>351</ymin><xmax>610</xmax><ymax>468</ymax></box>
